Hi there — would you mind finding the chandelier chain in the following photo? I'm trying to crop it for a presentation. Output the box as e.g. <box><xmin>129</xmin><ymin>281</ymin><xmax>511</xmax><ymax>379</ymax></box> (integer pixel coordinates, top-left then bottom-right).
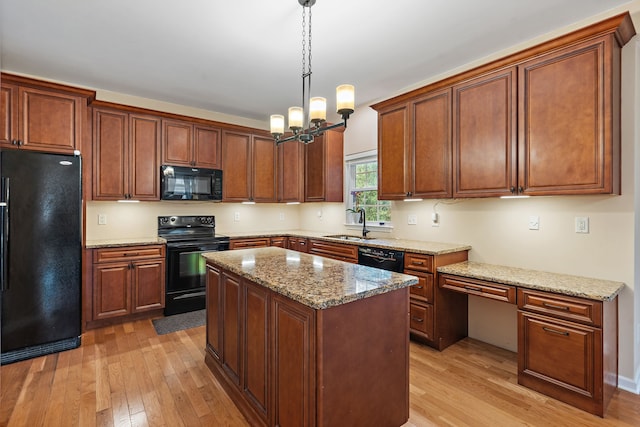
<box><xmin>301</xmin><ymin>6</ymin><xmax>306</xmax><ymax>77</ymax></box>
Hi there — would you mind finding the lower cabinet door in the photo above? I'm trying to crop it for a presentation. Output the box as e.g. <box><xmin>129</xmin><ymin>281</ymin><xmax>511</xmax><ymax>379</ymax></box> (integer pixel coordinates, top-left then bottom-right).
<box><xmin>222</xmin><ymin>273</ymin><xmax>242</xmax><ymax>385</ymax></box>
<box><xmin>518</xmin><ymin>312</ymin><xmax>600</xmax><ymax>406</ymax></box>
<box><xmin>410</xmin><ymin>301</ymin><xmax>434</xmax><ymax>341</ymax></box>
<box><xmin>243</xmin><ymin>281</ymin><xmax>269</xmax><ymax>419</ymax></box>
<box><xmin>93</xmin><ymin>262</ymin><xmax>131</xmax><ymax>319</ymax></box>
<box><xmin>132</xmin><ymin>259</ymin><xmax>165</xmax><ymax>312</ymax></box>
<box><xmin>272</xmin><ymin>294</ymin><xmax>315</xmax><ymax>427</ymax></box>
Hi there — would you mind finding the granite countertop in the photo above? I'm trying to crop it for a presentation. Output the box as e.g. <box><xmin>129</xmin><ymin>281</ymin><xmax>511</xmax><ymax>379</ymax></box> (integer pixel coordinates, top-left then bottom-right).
<box><xmin>85</xmin><ymin>237</ymin><xmax>166</xmax><ymax>249</ymax></box>
<box><xmin>223</xmin><ymin>230</ymin><xmax>472</xmax><ymax>256</ymax></box>
<box><xmin>437</xmin><ymin>261</ymin><xmax>624</xmax><ymax>302</ymax></box>
<box><xmin>202</xmin><ymin>247</ymin><xmax>419</xmax><ymax>309</ymax></box>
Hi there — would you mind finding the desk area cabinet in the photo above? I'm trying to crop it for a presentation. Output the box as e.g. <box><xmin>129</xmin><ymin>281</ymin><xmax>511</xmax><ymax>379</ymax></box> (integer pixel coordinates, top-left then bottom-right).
<box><xmin>437</xmin><ymin>262</ymin><xmax>623</xmax><ymax>417</ymax></box>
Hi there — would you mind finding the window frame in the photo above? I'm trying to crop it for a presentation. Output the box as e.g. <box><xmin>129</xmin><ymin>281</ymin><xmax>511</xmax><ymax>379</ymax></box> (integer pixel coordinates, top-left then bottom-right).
<box><xmin>344</xmin><ymin>150</ymin><xmax>393</xmax><ymax>231</ymax></box>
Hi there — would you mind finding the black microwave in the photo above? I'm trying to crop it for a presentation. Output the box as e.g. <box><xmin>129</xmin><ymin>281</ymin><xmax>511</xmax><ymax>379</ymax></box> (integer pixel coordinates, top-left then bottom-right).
<box><xmin>160</xmin><ymin>165</ymin><xmax>223</xmax><ymax>201</ymax></box>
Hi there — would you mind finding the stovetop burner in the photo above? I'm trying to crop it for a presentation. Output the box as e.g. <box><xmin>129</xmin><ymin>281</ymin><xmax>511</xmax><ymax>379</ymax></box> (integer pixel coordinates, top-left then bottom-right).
<box><xmin>157</xmin><ymin>215</ymin><xmax>227</xmax><ymax>243</ymax></box>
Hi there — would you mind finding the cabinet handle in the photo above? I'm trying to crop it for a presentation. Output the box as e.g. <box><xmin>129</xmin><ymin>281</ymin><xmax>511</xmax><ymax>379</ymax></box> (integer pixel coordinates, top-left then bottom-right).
<box><xmin>518</xmin><ymin>186</ymin><xmax>524</xmax><ymax>193</ymax></box>
<box><xmin>510</xmin><ymin>186</ymin><xmax>515</xmax><ymax>194</ymax></box>
<box><xmin>464</xmin><ymin>285</ymin><xmax>483</xmax><ymax>292</ymax></box>
<box><xmin>542</xmin><ymin>302</ymin><xmax>569</xmax><ymax>311</ymax></box>
<box><xmin>414</xmin><ymin>285</ymin><xmax>423</xmax><ymax>289</ymax></box>
<box><xmin>411</xmin><ymin>317</ymin><xmax>424</xmax><ymax>323</ymax></box>
<box><xmin>412</xmin><ymin>261</ymin><xmax>424</xmax><ymax>265</ymax></box>
<box><xmin>542</xmin><ymin>327</ymin><xmax>569</xmax><ymax>336</ymax></box>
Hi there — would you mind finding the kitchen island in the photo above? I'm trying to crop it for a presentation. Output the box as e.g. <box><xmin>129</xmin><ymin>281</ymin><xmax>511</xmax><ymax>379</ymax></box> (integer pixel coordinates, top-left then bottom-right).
<box><xmin>202</xmin><ymin>247</ymin><xmax>418</xmax><ymax>427</ymax></box>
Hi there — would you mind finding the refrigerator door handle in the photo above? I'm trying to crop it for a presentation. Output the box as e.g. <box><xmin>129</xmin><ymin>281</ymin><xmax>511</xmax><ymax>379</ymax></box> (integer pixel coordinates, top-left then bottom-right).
<box><xmin>1</xmin><ymin>177</ymin><xmax>8</xmax><ymax>291</ymax></box>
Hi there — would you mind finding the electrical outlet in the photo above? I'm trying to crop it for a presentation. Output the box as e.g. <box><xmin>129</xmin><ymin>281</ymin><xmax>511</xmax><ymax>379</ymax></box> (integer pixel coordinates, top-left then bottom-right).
<box><xmin>528</xmin><ymin>215</ymin><xmax>539</xmax><ymax>230</ymax></box>
<box><xmin>407</xmin><ymin>214</ymin><xmax>417</xmax><ymax>225</ymax></box>
<box><xmin>575</xmin><ymin>216</ymin><xmax>589</xmax><ymax>233</ymax></box>
<box><xmin>431</xmin><ymin>212</ymin><xmax>439</xmax><ymax>227</ymax></box>
<box><xmin>98</xmin><ymin>214</ymin><xmax>107</xmax><ymax>225</ymax></box>
<box><xmin>279</xmin><ymin>213</ymin><xmax>285</xmax><ymax>221</ymax></box>
<box><xmin>234</xmin><ymin>212</ymin><xmax>240</xmax><ymax>222</ymax></box>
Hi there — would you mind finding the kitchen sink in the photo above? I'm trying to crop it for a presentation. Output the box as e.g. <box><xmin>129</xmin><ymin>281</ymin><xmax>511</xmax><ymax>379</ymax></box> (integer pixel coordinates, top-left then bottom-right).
<box><xmin>322</xmin><ymin>234</ymin><xmax>375</xmax><ymax>241</ymax></box>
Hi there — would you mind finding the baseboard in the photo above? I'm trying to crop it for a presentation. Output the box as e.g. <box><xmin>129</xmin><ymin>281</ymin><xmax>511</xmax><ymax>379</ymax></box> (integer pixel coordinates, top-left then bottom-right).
<box><xmin>618</xmin><ymin>371</ymin><xmax>640</xmax><ymax>394</ymax></box>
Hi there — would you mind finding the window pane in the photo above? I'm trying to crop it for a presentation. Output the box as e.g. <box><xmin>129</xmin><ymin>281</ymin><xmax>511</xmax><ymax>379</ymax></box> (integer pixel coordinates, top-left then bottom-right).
<box><xmin>347</xmin><ymin>158</ymin><xmax>391</xmax><ymax>223</ymax></box>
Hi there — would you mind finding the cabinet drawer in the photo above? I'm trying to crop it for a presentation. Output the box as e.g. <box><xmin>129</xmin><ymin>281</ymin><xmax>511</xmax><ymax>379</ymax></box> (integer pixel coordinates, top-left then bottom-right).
<box><xmin>410</xmin><ymin>302</ymin><xmax>434</xmax><ymax>340</ymax></box>
<box><xmin>94</xmin><ymin>245</ymin><xmax>165</xmax><ymax>263</ymax></box>
<box><xmin>229</xmin><ymin>238</ymin><xmax>271</xmax><ymax>249</ymax></box>
<box><xmin>404</xmin><ymin>253</ymin><xmax>433</xmax><ymax>273</ymax></box>
<box><xmin>518</xmin><ymin>288</ymin><xmax>602</xmax><ymax>327</ymax></box>
<box><xmin>409</xmin><ymin>275</ymin><xmax>434</xmax><ymax>303</ymax></box>
<box><xmin>440</xmin><ymin>274</ymin><xmax>516</xmax><ymax>304</ymax></box>
<box><xmin>308</xmin><ymin>239</ymin><xmax>358</xmax><ymax>263</ymax></box>
<box><xmin>518</xmin><ymin>312</ymin><xmax>600</xmax><ymax>404</ymax></box>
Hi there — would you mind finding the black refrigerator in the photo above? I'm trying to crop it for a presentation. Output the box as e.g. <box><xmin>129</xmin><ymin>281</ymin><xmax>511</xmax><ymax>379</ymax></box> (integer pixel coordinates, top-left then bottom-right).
<box><xmin>0</xmin><ymin>149</ymin><xmax>82</xmax><ymax>365</ymax></box>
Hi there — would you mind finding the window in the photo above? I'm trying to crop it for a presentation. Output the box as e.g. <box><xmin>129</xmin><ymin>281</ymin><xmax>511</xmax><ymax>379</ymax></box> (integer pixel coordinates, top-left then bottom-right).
<box><xmin>345</xmin><ymin>152</ymin><xmax>391</xmax><ymax>225</ymax></box>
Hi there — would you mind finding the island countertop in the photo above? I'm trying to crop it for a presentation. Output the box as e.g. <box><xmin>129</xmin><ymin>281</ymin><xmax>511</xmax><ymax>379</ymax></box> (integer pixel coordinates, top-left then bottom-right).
<box><xmin>202</xmin><ymin>246</ymin><xmax>418</xmax><ymax>309</ymax></box>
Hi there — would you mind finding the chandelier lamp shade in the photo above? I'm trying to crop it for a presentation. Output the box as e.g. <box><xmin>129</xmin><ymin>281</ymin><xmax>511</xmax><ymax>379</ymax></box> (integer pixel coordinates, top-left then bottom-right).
<box><xmin>270</xmin><ymin>0</ymin><xmax>355</xmax><ymax>144</ymax></box>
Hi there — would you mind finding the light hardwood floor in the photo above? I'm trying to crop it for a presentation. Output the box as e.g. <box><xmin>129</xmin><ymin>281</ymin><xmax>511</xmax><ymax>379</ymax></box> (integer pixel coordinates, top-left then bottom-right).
<box><xmin>1</xmin><ymin>319</ymin><xmax>638</xmax><ymax>426</ymax></box>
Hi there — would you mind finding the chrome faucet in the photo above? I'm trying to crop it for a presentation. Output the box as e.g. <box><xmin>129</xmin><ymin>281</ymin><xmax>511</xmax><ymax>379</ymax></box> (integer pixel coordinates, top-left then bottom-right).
<box><xmin>358</xmin><ymin>208</ymin><xmax>370</xmax><ymax>238</ymax></box>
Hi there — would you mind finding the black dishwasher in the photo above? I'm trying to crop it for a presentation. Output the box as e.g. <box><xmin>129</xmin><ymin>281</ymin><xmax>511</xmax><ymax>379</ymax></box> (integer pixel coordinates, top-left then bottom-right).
<box><xmin>357</xmin><ymin>246</ymin><xmax>405</xmax><ymax>272</ymax></box>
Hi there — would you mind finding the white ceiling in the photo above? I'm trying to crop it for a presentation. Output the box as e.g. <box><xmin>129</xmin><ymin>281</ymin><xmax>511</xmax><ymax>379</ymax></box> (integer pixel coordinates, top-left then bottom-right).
<box><xmin>0</xmin><ymin>0</ymin><xmax>634</xmax><ymax>126</ymax></box>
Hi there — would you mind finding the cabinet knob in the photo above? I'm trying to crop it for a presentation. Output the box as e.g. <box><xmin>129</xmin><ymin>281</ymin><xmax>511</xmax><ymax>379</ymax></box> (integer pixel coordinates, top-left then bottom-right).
<box><xmin>509</xmin><ymin>186</ymin><xmax>516</xmax><ymax>194</ymax></box>
<box><xmin>518</xmin><ymin>186</ymin><xmax>524</xmax><ymax>193</ymax></box>
<box><xmin>411</xmin><ymin>317</ymin><xmax>424</xmax><ymax>323</ymax></box>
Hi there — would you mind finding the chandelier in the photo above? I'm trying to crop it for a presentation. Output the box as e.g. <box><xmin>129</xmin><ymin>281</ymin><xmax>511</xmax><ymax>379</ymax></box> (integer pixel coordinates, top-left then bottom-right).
<box><xmin>270</xmin><ymin>0</ymin><xmax>355</xmax><ymax>144</ymax></box>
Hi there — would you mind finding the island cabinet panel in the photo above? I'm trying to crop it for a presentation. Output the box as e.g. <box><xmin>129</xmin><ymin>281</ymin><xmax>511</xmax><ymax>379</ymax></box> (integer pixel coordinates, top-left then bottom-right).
<box><xmin>272</xmin><ymin>294</ymin><xmax>315</xmax><ymax>427</ymax></box>
<box><xmin>205</xmin><ymin>260</ymin><xmax>411</xmax><ymax>427</ymax></box>
<box><xmin>222</xmin><ymin>272</ymin><xmax>242</xmax><ymax>385</ymax></box>
<box><xmin>206</xmin><ymin>266</ymin><xmax>222</xmax><ymax>360</ymax></box>
<box><xmin>453</xmin><ymin>67</ymin><xmax>517</xmax><ymax>197</ymax></box>
<box><xmin>244</xmin><ymin>282</ymin><xmax>270</xmax><ymax>419</ymax></box>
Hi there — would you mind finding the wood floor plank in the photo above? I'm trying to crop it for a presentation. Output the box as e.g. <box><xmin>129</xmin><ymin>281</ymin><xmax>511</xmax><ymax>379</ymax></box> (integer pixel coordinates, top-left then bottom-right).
<box><xmin>2</xmin><ymin>318</ymin><xmax>639</xmax><ymax>427</ymax></box>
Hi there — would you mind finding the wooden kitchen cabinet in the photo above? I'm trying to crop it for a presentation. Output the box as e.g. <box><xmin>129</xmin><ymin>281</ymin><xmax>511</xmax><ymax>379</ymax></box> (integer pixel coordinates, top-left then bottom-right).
<box><xmin>269</xmin><ymin>236</ymin><xmax>287</xmax><ymax>248</ymax></box>
<box><xmin>222</xmin><ymin>131</ymin><xmax>276</xmax><ymax>202</ymax></box>
<box><xmin>162</xmin><ymin>119</ymin><xmax>221</xmax><ymax>169</ymax></box>
<box><xmin>517</xmin><ymin>288</ymin><xmax>617</xmax><ymax>417</ymax></box>
<box><xmin>372</xmin><ymin>14</ymin><xmax>633</xmax><ymax>199</ymax></box>
<box><xmin>287</xmin><ymin>237</ymin><xmax>308</xmax><ymax>253</ymax></box>
<box><xmin>277</xmin><ymin>140</ymin><xmax>304</xmax><ymax>203</ymax></box>
<box><xmin>307</xmin><ymin>239</ymin><xmax>358</xmax><ymax>263</ymax></box>
<box><xmin>304</xmin><ymin>129</ymin><xmax>344</xmax><ymax>202</ymax></box>
<box><xmin>377</xmin><ymin>88</ymin><xmax>452</xmax><ymax>200</ymax></box>
<box><xmin>92</xmin><ymin>104</ymin><xmax>161</xmax><ymax>200</ymax></box>
<box><xmin>91</xmin><ymin>245</ymin><xmax>166</xmax><ymax>322</ymax></box>
<box><xmin>207</xmin><ymin>265</ymin><xmax>223</xmax><ymax>361</ymax></box>
<box><xmin>1</xmin><ymin>74</ymin><xmax>94</xmax><ymax>154</ymax></box>
<box><xmin>229</xmin><ymin>237</ymin><xmax>271</xmax><ymax>250</ymax></box>
<box><xmin>453</xmin><ymin>67</ymin><xmax>517</xmax><ymax>197</ymax></box>
<box><xmin>405</xmin><ymin>250</ymin><xmax>469</xmax><ymax>350</ymax></box>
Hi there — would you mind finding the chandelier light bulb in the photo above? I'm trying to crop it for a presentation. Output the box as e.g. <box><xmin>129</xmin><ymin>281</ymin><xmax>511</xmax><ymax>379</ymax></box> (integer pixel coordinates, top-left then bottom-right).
<box><xmin>288</xmin><ymin>107</ymin><xmax>304</xmax><ymax>130</ymax></box>
<box><xmin>336</xmin><ymin>84</ymin><xmax>355</xmax><ymax>116</ymax></box>
<box><xmin>270</xmin><ymin>115</ymin><xmax>285</xmax><ymax>136</ymax></box>
<box><xmin>309</xmin><ymin>97</ymin><xmax>327</xmax><ymax>123</ymax></box>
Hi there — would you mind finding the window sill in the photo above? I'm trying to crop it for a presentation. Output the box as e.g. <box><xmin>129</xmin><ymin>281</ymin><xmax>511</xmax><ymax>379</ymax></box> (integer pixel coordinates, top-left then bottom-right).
<box><xmin>344</xmin><ymin>223</ymin><xmax>394</xmax><ymax>233</ymax></box>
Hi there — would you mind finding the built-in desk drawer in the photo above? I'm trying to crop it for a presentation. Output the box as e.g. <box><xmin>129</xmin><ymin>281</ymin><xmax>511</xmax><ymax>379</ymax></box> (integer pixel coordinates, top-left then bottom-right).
<box><xmin>439</xmin><ymin>274</ymin><xmax>516</xmax><ymax>304</ymax></box>
<box><xmin>518</xmin><ymin>288</ymin><xmax>602</xmax><ymax>327</ymax></box>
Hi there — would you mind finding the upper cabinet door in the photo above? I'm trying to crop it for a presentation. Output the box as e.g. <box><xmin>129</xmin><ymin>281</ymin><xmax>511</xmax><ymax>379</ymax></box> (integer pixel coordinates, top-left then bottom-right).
<box><xmin>194</xmin><ymin>125</ymin><xmax>222</xmax><ymax>169</ymax></box>
<box><xmin>93</xmin><ymin>108</ymin><xmax>129</xmax><ymax>199</ymax></box>
<box><xmin>162</xmin><ymin>119</ymin><xmax>193</xmax><ymax>166</ymax></box>
<box><xmin>18</xmin><ymin>86</ymin><xmax>85</xmax><ymax>154</ymax></box>
<box><xmin>412</xmin><ymin>88</ymin><xmax>453</xmax><ymax>199</ymax></box>
<box><xmin>377</xmin><ymin>104</ymin><xmax>409</xmax><ymax>200</ymax></box>
<box><xmin>453</xmin><ymin>67</ymin><xmax>517</xmax><ymax>198</ymax></box>
<box><xmin>129</xmin><ymin>114</ymin><xmax>161</xmax><ymax>200</ymax></box>
<box><xmin>304</xmin><ymin>130</ymin><xmax>344</xmax><ymax>202</ymax></box>
<box><xmin>278</xmin><ymin>141</ymin><xmax>304</xmax><ymax>203</ymax></box>
<box><xmin>518</xmin><ymin>36</ymin><xmax>615</xmax><ymax>195</ymax></box>
<box><xmin>252</xmin><ymin>135</ymin><xmax>276</xmax><ymax>203</ymax></box>
<box><xmin>0</xmin><ymin>84</ymin><xmax>18</xmax><ymax>147</ymax></box>
<box><xmin>222</xmin><ymin>130</ymin><xmax>252</xmax><ymax>202</ymax></box>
